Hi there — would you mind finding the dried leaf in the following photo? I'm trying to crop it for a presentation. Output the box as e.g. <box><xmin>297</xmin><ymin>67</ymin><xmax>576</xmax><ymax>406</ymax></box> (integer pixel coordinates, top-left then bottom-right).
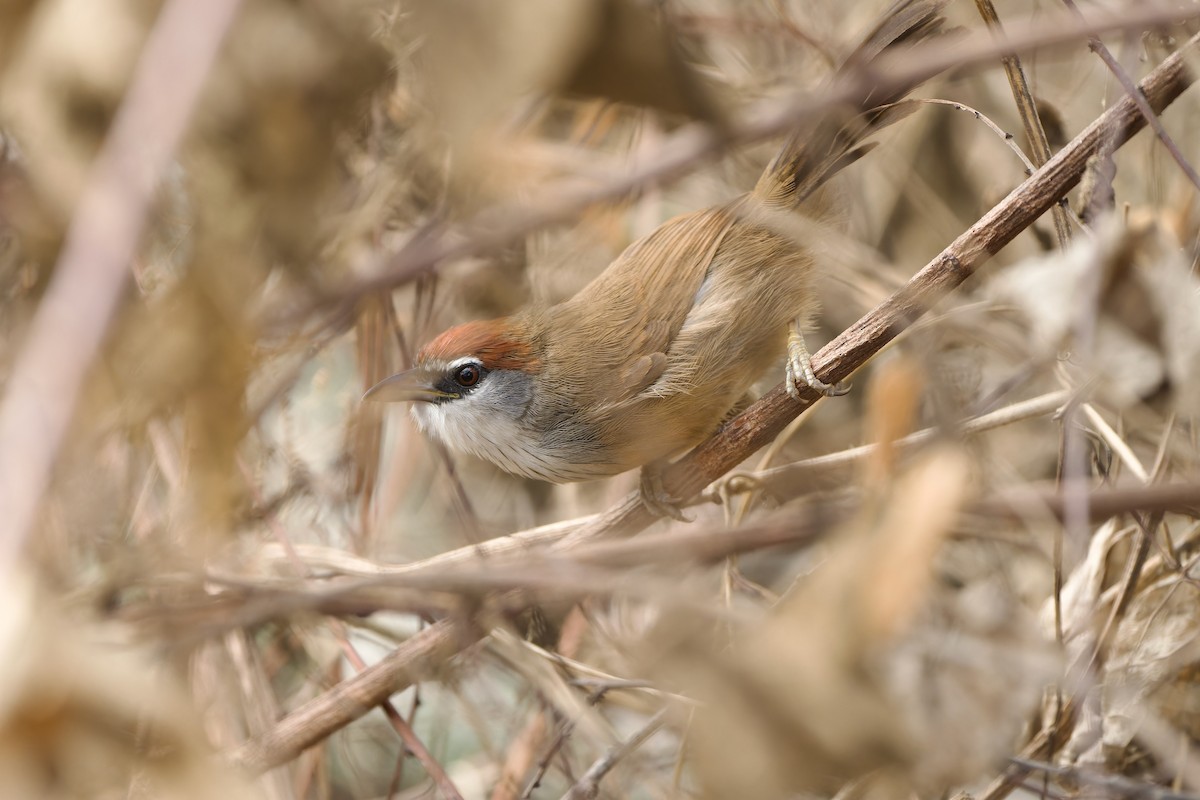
<box><xmin>988</xmin><ymin>216</ymin><xmax>1200</xmax><ymax>408</ymax></box>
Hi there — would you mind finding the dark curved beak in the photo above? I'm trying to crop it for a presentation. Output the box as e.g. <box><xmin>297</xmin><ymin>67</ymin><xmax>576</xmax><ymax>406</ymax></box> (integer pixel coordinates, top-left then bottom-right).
<box><xmin>362</xmin><ymin>369</ymin><xmax>457</xmax><ymax>403</ymax></box>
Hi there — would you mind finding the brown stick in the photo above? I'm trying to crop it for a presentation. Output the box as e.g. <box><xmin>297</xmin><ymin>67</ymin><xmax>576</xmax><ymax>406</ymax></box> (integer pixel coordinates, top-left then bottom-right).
<box><xmin>978</xmin><ymin>482</ymin><xmax>1200</xmax><ymax>523</ymax></box>
<box><xmin>230</xmin><ymin>619</ymin><xmax>464</xmax><ymax>773</ymax></box>
<box><xmin>559</xmin><ymin>709</ymin><xmax>668</xmax><ymax>800</ymax></box>
<box><xmin>491</xmin><ymin>608</ymin><xmax>590</xmax><ymax>800</ymax></box>
<box><xmin>229</xmin><ymin>28</ymin><xmax>1200</xmax><ymax>776</ymax></box>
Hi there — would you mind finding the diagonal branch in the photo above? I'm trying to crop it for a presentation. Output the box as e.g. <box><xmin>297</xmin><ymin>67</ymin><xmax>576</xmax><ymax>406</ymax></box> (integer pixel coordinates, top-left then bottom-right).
<box><xmin>231</xmin><ymin>619</ymin><xmax>466</xmax><ymax>773</ymax></box>
<box><xmin>229</xmin><ymin>27</ymin><xmax>1200</xmax><ymax>776</ymax></box>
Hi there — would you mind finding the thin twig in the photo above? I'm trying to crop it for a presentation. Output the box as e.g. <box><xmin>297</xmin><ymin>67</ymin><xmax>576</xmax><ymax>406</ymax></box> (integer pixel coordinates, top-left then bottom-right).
<box><xmin>1012</xmin><ymin>756</ymin><xmax>1200</xmax><ymax>800</ymax></box>
<box><xmin>219</xmin><ymin>472</ymin><xmax>1200</xmax><ymax>773</ymax></box>
<box><xmin>492</xmin><ymin>609</ymin><xmax>590</xmax><ymax>800</ymax></box>
<box><xmin>707</xmin><ymin>389</ymin><xmax>1070</xmax><ymax>501</ymax></box>
<box><xmin>336</xmin><ymin>624</ymin><xmax>466</xmax><ymax>800</ymax></box>
<box><xmin>558</xmin><ymin>710</ymin><xmax>668</xmax><ymax>800</ymax></box>
<box><xmin>918</xmin><ymin>98</ymin><xmax>1038</xmax><ymax>173</ymax></box>
<box><xmin>230</xmin><ymin>619</ymin><xmax>466</xmax><ymax>773</ymax></box>
<box><xmin>976</xmin><ymin>481</ymin><xmax>1200</xmax><ymax>522</ymax></box>
<box><xmin>239</xmin><ymin>459</ymin><xmax>467</xmax><ymax>800</ymax></box>
<box><xmin>980</xmin><ymin>707</ymin><xmax>1079</xmax><ymax>800</ymax></box>
<box><xmin>243</xmin><ymin>502</ymin><xmax>832</xmax><ymax>583</ymax></box>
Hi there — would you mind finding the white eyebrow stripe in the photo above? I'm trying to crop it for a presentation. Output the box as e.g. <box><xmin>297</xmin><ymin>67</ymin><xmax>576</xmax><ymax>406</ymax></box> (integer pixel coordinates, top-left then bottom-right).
<box><xmin>447</xmin><ymin>356</ymin><xmax>482</xmax><ymax>371</ymax></box>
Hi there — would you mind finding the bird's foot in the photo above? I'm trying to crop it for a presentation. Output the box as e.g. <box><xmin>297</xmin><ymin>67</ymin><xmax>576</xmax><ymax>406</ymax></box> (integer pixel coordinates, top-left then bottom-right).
<box><xmin>786</xmin><ymin>325</ymin><xmax>850</xmax><ymax>399</ymax></box>
<box><xmin>639</xmin><ymin>463</ymin><xmax>691</xmax><ymax>522</ymax></box>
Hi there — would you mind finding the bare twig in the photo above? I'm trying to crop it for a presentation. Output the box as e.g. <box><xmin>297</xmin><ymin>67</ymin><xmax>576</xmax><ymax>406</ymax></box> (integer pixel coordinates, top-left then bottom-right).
<box><xmin>977</xmin><ymin>481</ymin><xmax>1200</xmax><ymax>522</ymax></box>
<box><xmin>707</xmin><ymin>389</ymin><xmax>1071</xmax><ymax>501</ymax></box>
<box><xmin>230</xmin><ymin>620</ymin><xmax>466</xmax><ymax>773</ymax></box>
<box><xmin>219</xmin><ymin>470</ymin><xmax>1200</xmax><ymax>773</ymax></box>
<box><xmin>0</xmin><ymin>0</ymin><xmax>243</xmax><ymax>574</ymax></box>
<box><xmin>339</xmin><ymin>627</ymin><xmax>466</xmax><ymax>800</ymax></box>
<box><xmin>239</xmin><ymin>460</ymin><xmax>466</xmax><ymax>800</ymax></box>
<box><xmin>917</xmin><ymin>98</ymin><xmax>1039</xmax><ymax>173</ymax></box>
<box><xmin>246</xmin><ymin>504</ymin><xmax>828</xmax><ymax>581</ymax></box>
<box><xmin>492</xmin><ymin>609</ymin><xmax>589</xmax><ymax>800</ymax></box>
<box><xmin>558</xmin><ymin>710</ymin><xmax>668</xmax><ymax>800</ymax></box>
<box><xmin>980</xmin><ymin>707</ymin><xmax>1079</xmax><ymax>800</ymax></box>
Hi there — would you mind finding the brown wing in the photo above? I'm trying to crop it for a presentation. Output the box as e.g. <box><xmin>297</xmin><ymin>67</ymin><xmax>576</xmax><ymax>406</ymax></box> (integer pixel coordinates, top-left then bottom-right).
<box><xmin>546</xmin><ymin>205</ymin><xmax>736</xmax><ymax>404</ymax></box>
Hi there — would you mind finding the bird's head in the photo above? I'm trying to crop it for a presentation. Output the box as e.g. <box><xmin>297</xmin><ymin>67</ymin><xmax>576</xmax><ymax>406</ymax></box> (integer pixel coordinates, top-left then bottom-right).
<box><xmin>363</xmin><ymin>318</ymin><xmax>542</xmax><ymax>445</ymax></box>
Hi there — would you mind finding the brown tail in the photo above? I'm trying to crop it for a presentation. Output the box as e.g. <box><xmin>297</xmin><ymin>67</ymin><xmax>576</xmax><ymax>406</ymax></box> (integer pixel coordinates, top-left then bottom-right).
<box><xmin>752</xmin><ymin>0</ymin><xmax>948</xmax><ymax>208</ymax></box>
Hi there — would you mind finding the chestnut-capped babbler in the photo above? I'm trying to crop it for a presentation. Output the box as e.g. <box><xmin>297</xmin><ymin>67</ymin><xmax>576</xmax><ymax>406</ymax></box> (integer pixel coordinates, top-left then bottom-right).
<box><xmin>366</xmin><ymin>1</ymin><xmax>947</xmax><ymax>514</ymax></box>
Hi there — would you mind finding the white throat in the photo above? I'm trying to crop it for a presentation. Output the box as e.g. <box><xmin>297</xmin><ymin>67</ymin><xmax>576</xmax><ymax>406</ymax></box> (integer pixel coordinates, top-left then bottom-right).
<box><xmin>407</xmin><ymin>369</ymin><xmax>608</xmax><ymax>483</ymax></box>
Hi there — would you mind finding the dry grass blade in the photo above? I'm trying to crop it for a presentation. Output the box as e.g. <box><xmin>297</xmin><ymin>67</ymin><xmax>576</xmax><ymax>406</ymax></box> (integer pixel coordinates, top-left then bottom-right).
<box><xmin>973</xmin><ymin>0</ymin><xmax>1073</xmax><ymax>247</ymax></box>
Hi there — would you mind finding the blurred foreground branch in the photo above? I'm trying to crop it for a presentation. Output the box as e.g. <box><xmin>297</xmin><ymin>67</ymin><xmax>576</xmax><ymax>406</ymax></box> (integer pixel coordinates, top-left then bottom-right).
<box><xmin>230</xmin><ymin>24</ymin><xmax>1200</xmax><ymax>776</ymax></box>
<box><xmin>0</xmin><ymin>0</ymin><xmax>243</xmax><ymax>574</ymax></box>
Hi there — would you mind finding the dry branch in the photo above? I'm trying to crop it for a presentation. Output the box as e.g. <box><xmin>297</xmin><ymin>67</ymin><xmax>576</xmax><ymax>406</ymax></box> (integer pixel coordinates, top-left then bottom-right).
<box><xmin>559</xmin><ymin>709</ymin><xmax>668</xmax><ymax>800</ymax></box>
<box><xmin>231</xmin><ymin>619</ymin><xmax>465</xmax><ymax>773</ymax></box>
<box><xmin>229</xmin><ymin>25</ymin><xmax>1200</xmax><ymax>776</ymax></box>
<box><xmin>198</xmin><ymin>476</ymin><xmax>1200</xmax><ymax>637</ymax></box>
<box><xmin>978</xmin><ymin>481</ymin><xmax>1200</xmax><ymax>522</ymax></box>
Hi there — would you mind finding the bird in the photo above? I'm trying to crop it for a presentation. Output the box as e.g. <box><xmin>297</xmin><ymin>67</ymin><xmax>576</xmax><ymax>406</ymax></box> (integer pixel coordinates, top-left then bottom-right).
<box><xmin>366</xmin><ymin>1</ymin><xmax>946</xmax><ymax>514</ymax></box>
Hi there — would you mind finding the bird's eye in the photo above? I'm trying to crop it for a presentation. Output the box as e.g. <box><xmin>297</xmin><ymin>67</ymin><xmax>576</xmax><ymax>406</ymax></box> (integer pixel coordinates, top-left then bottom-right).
<box><xmin>453</xmin><ymin>363</ymin><xmax>482</xmax><ymax>388</ymax></box>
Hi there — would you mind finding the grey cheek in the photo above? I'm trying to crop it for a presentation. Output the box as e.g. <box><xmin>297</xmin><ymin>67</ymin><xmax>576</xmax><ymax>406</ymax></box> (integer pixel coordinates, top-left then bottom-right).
<box><xmin>487</xmin><ymin>374</ymin><xmax>535</xmax><ymax>420</ymax></box>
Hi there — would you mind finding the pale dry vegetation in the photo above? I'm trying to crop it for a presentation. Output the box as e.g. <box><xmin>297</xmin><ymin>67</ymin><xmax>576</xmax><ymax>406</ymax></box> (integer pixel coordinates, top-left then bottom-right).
<box><xmin>2</xmin><ymin>1</ymin><xmax>1200</xmax><ymax>799</ymax></box>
